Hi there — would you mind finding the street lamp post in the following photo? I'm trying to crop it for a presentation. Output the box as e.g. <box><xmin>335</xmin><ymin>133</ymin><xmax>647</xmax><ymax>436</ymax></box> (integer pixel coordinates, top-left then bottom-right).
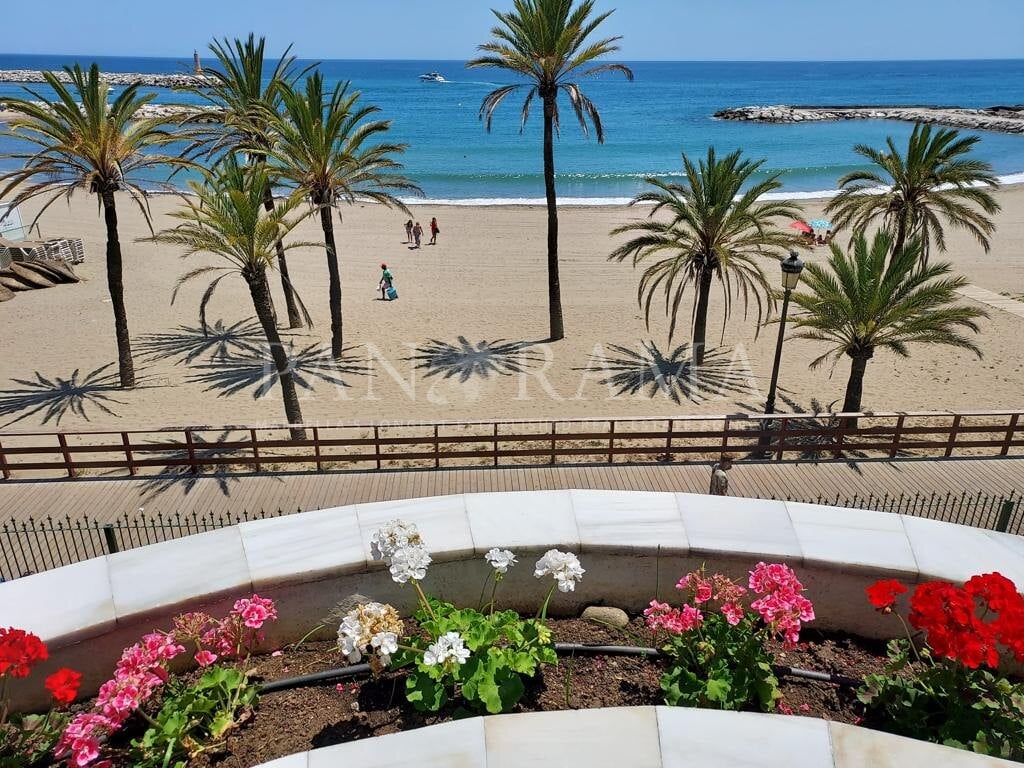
<box><xmin>760</xmin><ymin>251</ymin><xmax>804</xmax><ymax>451</ymax></box>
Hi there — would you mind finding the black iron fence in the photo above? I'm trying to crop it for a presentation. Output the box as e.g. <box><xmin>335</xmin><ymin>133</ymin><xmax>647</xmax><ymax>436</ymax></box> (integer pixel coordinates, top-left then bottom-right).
<box><xmin>1</xmin><ymin>491</ymin><xmax>1020</xmax><ymax>582</ymax></box>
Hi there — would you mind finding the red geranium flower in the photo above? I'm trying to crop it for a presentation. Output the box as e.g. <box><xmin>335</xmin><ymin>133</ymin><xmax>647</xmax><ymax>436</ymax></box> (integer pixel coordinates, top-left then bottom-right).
<box><xmin>45</xmin><ymin>667</ymin><xmax>82</xmax><ymax>705</ymax></box>
<box><xmin>865</xmin><ymin>579</ymin><xmax>908</xmax><ymax>610</ymax></box>
<box><xmin>964</xmin><ymin>572</ymin><xmax>1023</xmax><ymax>613</ymax></box>
<box><xmin>0</xmin><ymin>627</ymin><xmax>49</xmax><ymax>678</ymax></box>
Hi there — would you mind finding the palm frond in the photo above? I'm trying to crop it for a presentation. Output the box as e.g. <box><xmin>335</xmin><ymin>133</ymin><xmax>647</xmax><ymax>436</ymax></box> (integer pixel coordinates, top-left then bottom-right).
<box><xmin>826</xmin><ymin>123</ymin><xmax>1000</xmax><ymax>261</ymax></box>
<box><xmin>610</xmin><ymin>146</ymin><xmax>802</xmax><ymax>344</ymax></box>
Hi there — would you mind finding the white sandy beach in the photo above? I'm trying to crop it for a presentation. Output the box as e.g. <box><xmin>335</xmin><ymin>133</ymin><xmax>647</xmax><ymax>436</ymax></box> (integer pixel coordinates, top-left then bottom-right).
<box><xmin>1</xmin><ymin>186</ymin><xmax>1023</xmax><ymax>431</ymax></box>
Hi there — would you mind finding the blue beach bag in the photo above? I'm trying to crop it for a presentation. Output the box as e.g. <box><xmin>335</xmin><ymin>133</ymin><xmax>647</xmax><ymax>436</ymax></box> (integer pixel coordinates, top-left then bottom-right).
<box><xmin>387</xmin><ymin>286</ymin><xmax>399</xmax><ymax>301</ymax></box>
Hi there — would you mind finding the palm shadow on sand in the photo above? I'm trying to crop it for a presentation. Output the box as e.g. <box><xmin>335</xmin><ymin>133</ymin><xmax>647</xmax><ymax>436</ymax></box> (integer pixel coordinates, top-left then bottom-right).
<box><xmin>578</xmin><ymin>341</ymin><xmax>758</xmax><ymax>404</ymax></box>
<box><xmin>0</xmin><ymin>363</ymin><xmax>154</xmax><ymax>427</ymax></box>
<box><xmin>135</xmin><ymin>318</ymin><xmax>265</xmax><ymax>365</ymax></box>
<box><xmin>734</xmin><ymin>394</ymin><xmax>867</xmax><ymax>467</ymax></box>
<box><xmin>405</xmin><ymin>337</ymin><xmax>544</xmax><ymax>383</ymax></box>
<box><xmin>135</xmin><ymin>429</ymin><xmax>286</xmax><ymax>499</ymax></box>
<box><xmin>187</xmin><ymin>342</ymin><xmax>372</xmax><ymax>399</ymax></box>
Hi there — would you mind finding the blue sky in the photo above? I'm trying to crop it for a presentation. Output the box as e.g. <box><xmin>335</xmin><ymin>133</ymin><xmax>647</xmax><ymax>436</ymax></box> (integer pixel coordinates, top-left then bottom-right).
<box><xmin>4</xmin><ymin>0</ymin><xmax>1023</xmax><ymax>61</ymax></box>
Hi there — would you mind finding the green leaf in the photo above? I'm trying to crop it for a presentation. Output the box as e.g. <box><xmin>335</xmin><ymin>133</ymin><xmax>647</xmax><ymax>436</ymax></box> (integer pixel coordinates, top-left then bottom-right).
<box><xmin>405</xmin><ymin>673</ymin><xmax>446</xmax><ymax>712</ymax></box>
<box><xmin>209</xmin><ymin>711</ymin><xmax>236</xmax><ymax>739</ymax></box>
<box><xmin>1010</xmin><ymin>693</ymin><xmax>1024</xmax><ymax>714</ymax></box>
<box><xmin>705</xmin><ymin>677</ymin><xmax>732</xmax><ymax>703</ymax></box>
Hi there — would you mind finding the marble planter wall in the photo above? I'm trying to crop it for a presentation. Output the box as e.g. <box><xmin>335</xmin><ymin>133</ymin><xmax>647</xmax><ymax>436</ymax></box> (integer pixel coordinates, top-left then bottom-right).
<box><xmin>255</xmin><ymin>706</ymin><xmax>1018</xmax><ymax>767</ymax></box>
<box><xmin>6</xmin><ymin>489</ymin><xmax>1024</xmax><ymax>711</ymax></box>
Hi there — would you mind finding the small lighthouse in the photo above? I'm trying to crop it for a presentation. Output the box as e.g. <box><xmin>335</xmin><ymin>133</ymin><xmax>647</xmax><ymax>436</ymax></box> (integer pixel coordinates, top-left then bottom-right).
<box><xmin>193</xmin><ymin>50</ymin><xmax>202</xmax><ymax>75</ymax></box>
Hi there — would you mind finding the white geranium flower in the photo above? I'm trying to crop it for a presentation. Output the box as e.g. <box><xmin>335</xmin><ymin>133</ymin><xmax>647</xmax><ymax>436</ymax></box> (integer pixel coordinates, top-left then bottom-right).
<box><xmin>371</xmin><ymin>631</ymin><xmax>399</xmax><ymax>665</ymax></box>
<box><xmin>389</xmin><ymin>543</ymin><xmax>432</xmax><ymax>583</ymax></box>
<box><xmin>485</xmin><ymin>548</ymin><xmax>517</xmax><ymax>574</ymax></box>
<box><xmin>371</xmin><ymin>519</ymin><xmax>423</xmax><ymax>562</ymax></box>
<box><xmin>444</xmin><ymin>632</ymin><xmax>471</xmax><ymax>664</ymax></box>
<box><xmin>422</xmin><ymin>632</ymin><xmax>470</xmax><ymax>667</ymax></box>
<box><xmin>337</xmin><ymin>602</ymin><xmax>403</xmax><ymax>665</ymax></box>
<box><xmin>534</xmin><ymin>549</ymin><xmax>585</xmax><ymax>593</ymax></box>
<box><xmin>337</xmin><ymin>615</ymin><xmax>364</xmax><ymax>663</ymax></box>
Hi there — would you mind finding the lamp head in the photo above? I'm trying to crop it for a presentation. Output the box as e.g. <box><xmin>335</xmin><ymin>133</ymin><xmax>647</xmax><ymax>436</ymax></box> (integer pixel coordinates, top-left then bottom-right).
<box><xmin>781</xmin><ymin>251</ymin><xmax>805</xmax><ymax>291</ymax></box>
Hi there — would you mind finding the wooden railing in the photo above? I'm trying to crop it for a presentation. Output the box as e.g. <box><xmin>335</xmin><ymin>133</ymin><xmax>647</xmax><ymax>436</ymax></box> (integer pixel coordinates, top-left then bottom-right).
<box><xmin>0</xmin><ymin>410</ymin><xmax>1021</xmax><ymax>481</ymax></box>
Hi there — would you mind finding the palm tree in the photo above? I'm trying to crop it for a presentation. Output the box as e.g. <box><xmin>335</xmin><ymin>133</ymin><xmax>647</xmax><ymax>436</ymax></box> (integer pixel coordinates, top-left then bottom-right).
<box><xmin>0</xmin><ymin>64</ymin><xmax>185</xmax><ymax>388</ymax></box>
<box><xmin>181</xmin><ymin>35</ymin><xmax>308</xmax><ymax>328</ymax></box>
<box><xmin>825</xmin><ymin>123</ymin><xmax>1000</xmax><ymax>265</ymax></box>
<box><xmin>268</xmin><ymin>73</ymin><xmax>420</xmax><ymax>359</ymax></box>
<box><xmin>609</xmin><ymin>148</ymin><xmax>804</xmax><ymax>366</ymax></box>
<box><xmin>468</xmin><ymin>0</ymin><xmax>633</xmax><ymax>341</ymax></box>
<box><xmin>788</xmin><ymin>231</ymin><xmax>987</xmax><ymax>424</ymax></box>
<box><xmin>147</xmin><ymin>157</ymin><xmax>311</xmax><ymax>439</ymax></box>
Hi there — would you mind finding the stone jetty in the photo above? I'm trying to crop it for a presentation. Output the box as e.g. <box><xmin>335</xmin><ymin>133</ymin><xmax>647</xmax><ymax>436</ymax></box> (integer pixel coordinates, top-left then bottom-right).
<box><xmin>0</xmin><ymin>101</ymin><xmax>217</xmax><ymax>123</ymax></box>
<box><xmin>0</xmin><ymin>70</ymin><xmax>209</xmax><ymax>88</ymax></box>
<box><xmin>714</xmin><ymin>105</ymin><xmax>1024</xmax><ymax>135</ymax></box>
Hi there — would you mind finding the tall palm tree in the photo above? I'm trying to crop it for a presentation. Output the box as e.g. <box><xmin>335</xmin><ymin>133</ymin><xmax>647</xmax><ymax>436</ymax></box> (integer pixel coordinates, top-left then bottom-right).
<box><xmin>825</xmin><ymin>123</ymin><xmax>1000</xmax><ymax>265</ymax></box>
<box><xmin>0</xmin><ymin>64</ymin><xmax>185</xmax><ymax>388</ymax></box>
<box><xmin>788</xmin><ymin>231</ymin><xmax>987</xmax><ymax>423</ymax></box>
<box><xmin>180</xmin><ymin>34</ymin><xmax>308</xmax><ymax>328</ymax></box>
<box><xmin>268</xmin><ymin>73</ymin><xmax>420</xmax><ymax>359</ymax></box>
<box><xmin>468</xmin><ymin>0</ymin><xmax>633</xmax><ymax>341</ymax></box>
<box><xmin>609</xmin><ymin>148</ymin><xmax>804</xmax><ymax>366</ymax></box>
<box><xmin>147</xmin><ymin>157</ymin><xmax>311</xmax><ymax>439</ymax></box>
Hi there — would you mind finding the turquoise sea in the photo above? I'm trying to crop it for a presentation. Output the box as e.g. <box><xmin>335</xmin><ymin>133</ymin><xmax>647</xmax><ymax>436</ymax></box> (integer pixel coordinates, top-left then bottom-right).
<box><xmin>1</xmin><ymin>55</ymin><xmax>1023</xmax><ymax>203</ymax></box>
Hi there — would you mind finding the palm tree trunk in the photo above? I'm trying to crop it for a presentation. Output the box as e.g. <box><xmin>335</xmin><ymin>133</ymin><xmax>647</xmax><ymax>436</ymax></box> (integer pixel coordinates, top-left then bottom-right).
<box><xmin>691</xmin><ymin>268</ymin><xmax>714</xmax><ymax>366</ymax></box>
<box><xmin>891</xmin><ymin>220</ymin><xmax>906</xmax><ymax>260</ymax></box>
<box><xmin>841</xmin><ymin>349</ymin><xmax>874</xmax><ymax>430</ymax></box>
<box><xmin>318</xmin><ymin>200</ymin><xmax>344</xmax><ymax>359</ymax></box>
<box><xmin>246</xmin><ymin>268</ymin><xmax>307</xmax><ymax>441</ymax></box>
<box><xmin>542</xmin><ymin>94</ymin><xmax>564</xmax><ymax>341</ymax></box>
<box><xmin>261</xmin><ymin>186</ymin><xmax>302</xmax><ymax>329</ymax></box>
<box><xmin>100</xmin><ymin>190</ymin><xmax>135</xmax><ymax>389</ymax></box>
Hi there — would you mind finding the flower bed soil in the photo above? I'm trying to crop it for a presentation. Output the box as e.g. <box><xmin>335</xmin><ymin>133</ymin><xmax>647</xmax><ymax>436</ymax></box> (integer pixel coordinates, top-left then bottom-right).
<box><xmin>158</xmin><ymin>618</ymin><xmax>891</xmax><ymax>768</ymax></box>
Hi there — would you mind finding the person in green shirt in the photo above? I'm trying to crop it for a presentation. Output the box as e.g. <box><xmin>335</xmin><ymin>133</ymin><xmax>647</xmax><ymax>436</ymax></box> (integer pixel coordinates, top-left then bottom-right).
<box><xmin>379</xmin><ymin>263</ymin><xmax>394</xmax><ymax>300</ymax></box>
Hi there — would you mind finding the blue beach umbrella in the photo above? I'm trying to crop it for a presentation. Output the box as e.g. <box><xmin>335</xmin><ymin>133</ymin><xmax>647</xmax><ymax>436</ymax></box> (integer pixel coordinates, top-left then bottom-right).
<box><xmin>809</xmin><ymin>219</ymin><xmax>832</xmax><ymax>230</ymax></box>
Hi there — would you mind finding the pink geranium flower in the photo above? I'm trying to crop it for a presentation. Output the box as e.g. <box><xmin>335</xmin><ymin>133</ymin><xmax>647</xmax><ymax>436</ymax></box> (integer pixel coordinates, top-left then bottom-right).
<box><xmin>232</xmin><ymin>595</ymin><xmax>277</xmax><ymax>630</ymax></box>
<box><xmin>721</xmin><ymin>602</ymin><xmax>745</xmax><ymax>626</ymax></box>
<box><xmin>194</xmin><ymin>650</ymin><xmax>218</xmax><ymax>667</ymax></box>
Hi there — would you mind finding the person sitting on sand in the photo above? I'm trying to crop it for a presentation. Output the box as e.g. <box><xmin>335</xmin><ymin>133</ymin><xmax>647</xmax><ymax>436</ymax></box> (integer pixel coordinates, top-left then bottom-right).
<box><xmin>405</xmin><ymin>220</ymin><xmax>413</xmax><ymax>243</ymax></box>
<box><xmin>429</xmin><ymin>217</ymin><xmax>440</xmax><ymax>245</ymax></box>
<box><xmin>379</xmin><ymin>262</ymin><xmax>394</xmax><ymax>300</ymax></box>
<box><xmin>413</xmin><ymin>222</ymin><xmax>423</xmax><ymax>249</ymax></box>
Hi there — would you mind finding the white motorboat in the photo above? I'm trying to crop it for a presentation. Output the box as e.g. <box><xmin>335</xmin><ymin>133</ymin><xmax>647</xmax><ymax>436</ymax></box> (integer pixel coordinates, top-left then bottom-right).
<box><xmin>418</xmin><ymin>72</ymin><xmax>447</xmax><ymax>83</ymax></box>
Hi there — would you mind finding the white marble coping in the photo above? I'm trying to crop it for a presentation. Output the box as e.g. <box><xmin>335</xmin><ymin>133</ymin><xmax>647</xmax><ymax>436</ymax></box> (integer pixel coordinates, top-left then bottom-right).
<box><xmin>4</xmin><ymin>489</ymin><xmax>1024</xmax><ymax>648</ymax></box>
<box><xmin>252</xmin><ymin>706</ymin><xmax>1017</xmax><ymax>767</ymax></box>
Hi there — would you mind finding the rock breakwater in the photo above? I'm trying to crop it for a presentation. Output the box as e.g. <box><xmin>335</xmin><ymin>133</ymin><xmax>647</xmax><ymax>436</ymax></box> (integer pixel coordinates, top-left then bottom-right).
<box><xmin>0</xmin><ymin>70</ymin><xmax>209</xmax><ymax>88</ymax></box>
<box><xmin>714</xmin><ymin>105</ymin><xmax>1024</xmax><ymax>135</ymax></box>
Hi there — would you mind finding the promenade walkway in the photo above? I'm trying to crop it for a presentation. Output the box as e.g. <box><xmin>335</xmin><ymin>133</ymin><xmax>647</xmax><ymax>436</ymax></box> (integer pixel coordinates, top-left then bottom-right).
<box><xmin>957</xmin><ymin>284</ymin><xmax>1024</xmax><ymax>319</ymax></box>
<box><xmin>1</xmin><ymin>456</ymin><xmax>1022</xmax><ymax>524</ymax></box>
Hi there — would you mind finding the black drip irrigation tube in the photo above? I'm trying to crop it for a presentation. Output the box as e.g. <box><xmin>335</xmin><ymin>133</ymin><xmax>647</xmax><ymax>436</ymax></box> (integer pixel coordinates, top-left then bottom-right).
<box><xmin>258</xmin><ymin>643</ymin><xmax>860</xmax><ymax>694</ymax></box>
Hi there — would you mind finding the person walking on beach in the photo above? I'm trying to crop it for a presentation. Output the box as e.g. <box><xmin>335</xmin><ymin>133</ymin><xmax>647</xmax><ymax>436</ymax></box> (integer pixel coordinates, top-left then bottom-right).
<box><xmin>429</xmin><ymin>217</ymin><xmax>440</xmax><ymax>245</ymax></box>
<box><xmin>413</xmin><ymin>222</ymin><xmax>423</xmax><ymax>249</ymax></box>
<box><xmin>404</xmin><ymin>220</ymin><xmax>413</xmax><ymax>243</ymax></box>
<box><xmin>709</xmin><ymin>453</ymin><xmax>733</xmax><ymax>496</ymax></box>
<box><xmin>379</xmin><ymin>262</ymin><xmax>395</xmax><ymax>300</ymax></box>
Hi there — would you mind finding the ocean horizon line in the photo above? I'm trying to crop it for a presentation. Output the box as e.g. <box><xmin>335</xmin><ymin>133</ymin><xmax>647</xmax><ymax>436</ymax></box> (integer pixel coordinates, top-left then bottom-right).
<box><xmin>4</xmin><ymin>54</ymin><xmax>1024</xmax><ymax>66</ymax></box>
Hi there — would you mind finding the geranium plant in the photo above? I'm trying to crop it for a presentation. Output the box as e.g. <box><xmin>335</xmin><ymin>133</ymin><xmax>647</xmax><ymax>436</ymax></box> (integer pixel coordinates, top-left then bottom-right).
<box><xmin>57</xmin><ymin>594</ymin><xmax>277</xmax><ymax>768</ymax></box>
<box><xmin>0</xmin><ymin>627</ymin><xmax>81</xmax><ymax>768</ymax></box>
<box><xmin>350</xmin><ymin>520</ymin><xmax>570</xmax><ymax>714</ymax></box>
<box><xmin>859</xmin><ymin>573</ymin><xmax>1024</xmax><ymax>760</ymax></box>
<box><xmin>648</xmin><ymin>562</ymin><xmax>814</xmax><ymax>712</ymax></box>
